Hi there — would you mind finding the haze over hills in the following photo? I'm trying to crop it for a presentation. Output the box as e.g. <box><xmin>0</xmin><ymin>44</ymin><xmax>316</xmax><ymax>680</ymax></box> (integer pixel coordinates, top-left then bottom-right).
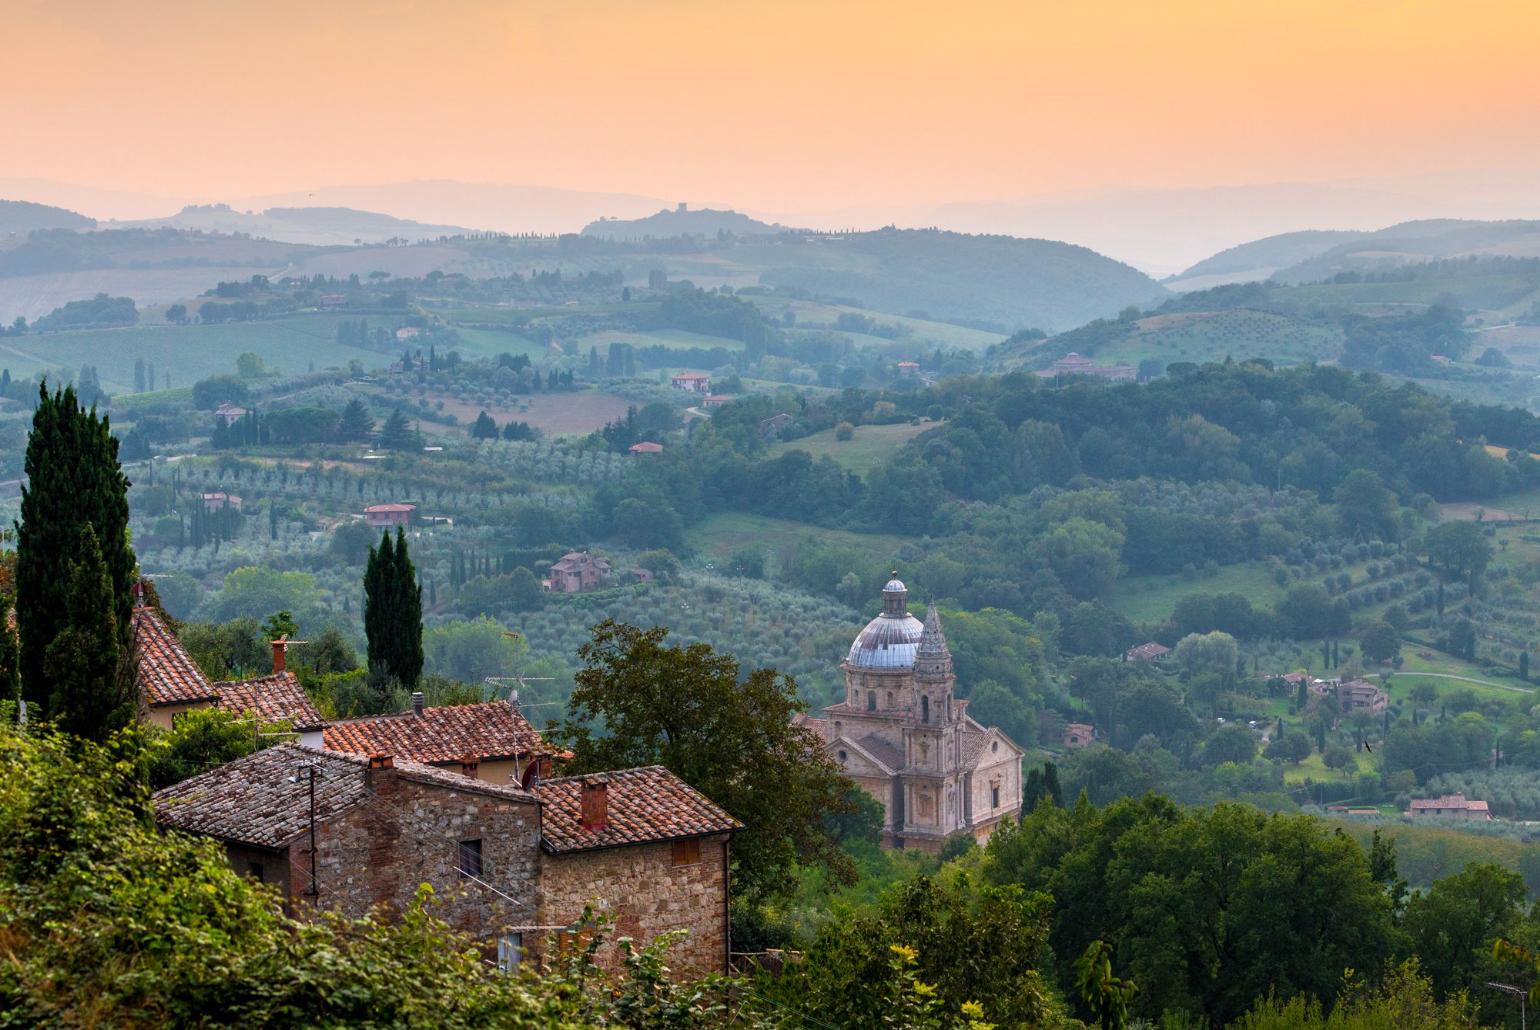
<box><xmin>0</xmin><ymin>199</ymin><xmax>95</xmax><ymax>237</ymax></box>
<box><xmin>581</xmin><ymin>206</ymin><xmax>784</xmax><ymax>240</ymax></box>
<box><xmin>109</xmin><ymin>204</ymin><xmax>481</xmax><ymax>247</ymax></box>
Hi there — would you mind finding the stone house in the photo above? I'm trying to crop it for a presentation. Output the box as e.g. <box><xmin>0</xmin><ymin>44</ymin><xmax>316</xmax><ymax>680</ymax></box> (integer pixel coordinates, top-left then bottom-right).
<box><xmin>199</xmin><ymin>491</ymin><xmax>243</xmax><ymax>512</ymax></box>
<box><xmin>1408</xmin><ymin>792</ymin><xmax>1491</xmax><ymax>820</ymax></box>
<box><xmin>363</xmin><ymin>502</ymin><xmax>416</xmax><ymax>528</ymax></box>
<box><xmin>133</xmin><ymin>605</ymin><xmax>326</xmax><ymax>745</ymax></box>
<box><xmin>532</xmin><ymin>767</ymin><xmax>742</xmax><ymax>973</ymax></box>
<box><xmin>1062</xmin><ymin>722</ymin><xmax>1095</xmax><ymax>749</ymax></box>
<box><xmin>669</xmin><ymin>372</ymin><xmax>710</xmax><ymax>393</ymax></box>
<box><xmin>154</xmin><ymin>746</ymin><xmax>742</xmax><ymax>974</ymax></box>
<box><xmin>543</xmin><ymin>551</ymin><xmax>612</xmax><ymax>593</ymax></box>
<box><xmin>799</xmin><ymin>577</ymin><xmax>1024</xmax><ymax>851</ymax></box>
<box><xmin>1337</xmin><ymin>677</ymin><xmax>1389</xmax><ymax>715</ymax></box>
<box><xmin>324</xmin><ymin>695</ymin><xmax>563</xmax><ymax>789</ymax></box>
<box><xmin>213</xmin><ymin>402</ymin><xmax>249</xmax><ymax>426</ymax></box>
<box><xmin>1124</xmin><ymin>641</ymin><xmax>1170</xmax><ymax>663</ymax></box>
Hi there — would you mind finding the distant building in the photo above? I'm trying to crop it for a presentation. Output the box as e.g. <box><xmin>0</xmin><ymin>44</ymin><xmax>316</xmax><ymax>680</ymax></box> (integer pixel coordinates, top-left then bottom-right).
<box><xmin>703</xmin><ymin>394</ymin><xmax>734</xmax><ymax>409</ymax></box>
<box><xmin>1125</xmin><ymin>641</ymin><xmax>1170</xmax><ymax>663</ymax></box>
<box><xmin>628</xmin><ymin>441</ymin><xmax>663</xmax><ymax>455</ymax></box>
<box><xmin>1035</xmin><ymin>353</ymin><xmax>1137</xmax><ymax>382</ymax></box>
<box><xmin>896</xmin><ymin>361</ymin><xmax>921</xmax><ymax>376</ymax></box>
<box><xmin>1062</xmin><ymin>722</ymin><xmax>1095</xmax><ymax>749</ymax></box>
<box><xmin>757</xmin><ymin>413</ymin><xmax>794</xmax><ymax>441</ymax></box>
<box><xmin>363</xmin><ymin>502</ymin><xmax>416</xmax><ymax>528</ymax></box>
<box><xmin>1408</xmin><ymin>793</ymin><xmax>1491</xmax><ymax>820</ymax></box>
<box><xmin>213</xmin><ymin>402</ymin><xmax>249</xmax><ymax>426</ymax></box>
<box><xmin>1336</xmin><ymin>678</ymin><xmax>1389</xmax><ymax>715</ymax></box>
<box><xmin>543</xmin><ymin>551</ymin><xmax>612</xmax><ymax>593</ymax></box>
<box><xmin>395</xmin><ymin>326</ymin><xmax>420</xmax><ymax>341</ymax></box>
<box><xmin>670</xmin><ymin>372</ymin><xmax>711</xmax><ymax>393</ymax></box>
<box><xmin>200</xmin><ymin>491</ymin><xmax>242</xmax><ymax>512</ymax></box>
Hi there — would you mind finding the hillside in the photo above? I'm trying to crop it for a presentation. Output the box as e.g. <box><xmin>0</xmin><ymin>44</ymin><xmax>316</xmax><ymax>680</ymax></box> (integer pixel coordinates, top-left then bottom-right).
<box><xmin>1167</xmin><ymin>229</ymin><xmax>1364</xmax><ymax>290</ymax></box>
<box><xmin>0</xmin><ymin>198</ymin><xmax>95</xmax><ymax>237</ymax></box>
<box><xmin>113</xmin><ymin>204</ymin><xmax>480</xmax><ymax>246</ymax></box>
<box><xmin>582</xmin><ymin>206</ymin><xmax>783</xmax><ymax>240</ymax></box>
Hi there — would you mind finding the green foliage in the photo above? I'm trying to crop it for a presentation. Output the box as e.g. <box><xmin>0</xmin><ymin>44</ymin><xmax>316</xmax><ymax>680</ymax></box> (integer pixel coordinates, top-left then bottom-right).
<box><xmin>16</xmin><ymin>382</ymin><xmax>134</xmax><ymax>718</ymax></box>
<box><xmin>147</xmin><ymin>707</ymin><xmax>268</xmax><ymax>789</ymax></box>
<box><xmin>365</xmin><ymin>528</ymin><xmax>424</xmax><ymax>692</ymax></box>
<box><xmin>1074</xmin><ymin>939</ymin><xmax>1136</xmax><ymax>1030</ymax></box>
<box><xmin>558</xmin><ymin>620</ymin><xmax>855</xmax><ymax>905</ymax></box>
<box><xmin>1231</xmin><ymin>960</ymin><xmax>1480</xmax><ymax>1029</ymax></box>
<box><xmin>423</xmin><ymin>615</ymin><xmax>525</xmax><ymax>686</ymax></box>
<box><xmin>41</xmin><ymin>525</ymin><xmax>134</xmax><ymax>740</ymax></box>
<box><xmin>210</xmin><ymin>565</ymin><xmax>321</xmax><ymax>623</ymax></box>
<box><xmin>31</xmin><ymin>292</ymin><xmax>138</xmax><ymax>331</ymax></box>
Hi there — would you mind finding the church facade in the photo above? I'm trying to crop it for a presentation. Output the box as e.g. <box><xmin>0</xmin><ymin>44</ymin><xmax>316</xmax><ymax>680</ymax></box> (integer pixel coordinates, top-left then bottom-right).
<box><xmin>800</xmin><ymin>577</ymin><xmax>1024</xmax><ymax>851</ymax></box>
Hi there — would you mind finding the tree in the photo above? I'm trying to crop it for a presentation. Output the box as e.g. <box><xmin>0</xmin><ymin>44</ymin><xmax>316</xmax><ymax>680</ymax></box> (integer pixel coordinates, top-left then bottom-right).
<box><xmin>377</xmin><ymin>410</ymin><xmax>419</xmax><ymax>451</ymax></box>
<box><xmin>1403</xmin><ymin>863</ymin><xmax>1524</xmax><ymax>998</ymax></box>
<box><xmin>1075</xmin><ymin>939</ymin><xmax>1136</xmax><ymax>1030</ymax></box>
<box><xmin>1334</xmin><ymin>469</ymin><xmax>1398</xmax><ymax>540</ymax></box>
<box><xmin>1200</xmin><ymin>724</ymin><xmax>1256</xmax><ymax>767</ymax></box>
<box><xmin>165</xmin><ymin>303</ymin><xmax>188</xmax><ymax>324</ymax></box>
<box><xmin>470</xmin><ymin>410</ymin><xmax>499</xmax><ymax>439</ymax></box>
<box><xmin>557</xmin><ymin>620</ymin><xmax>855</xmax><ymax>904</ymax></box>
<box><xmin>1425</xmin><ymin>521</ymin><xmax>1493</xmax><ymax>595</ymax></box>
<box><xmin>337</xmin><ymin>399</ymin><xmax>375</xmax><ymax>442</ymax></box>
<box><xmin>364</xmin><ymin>528</ymin><xmax>423</xmax><ymax>692</ymax></box>
<box><xmin>1032</xmin><ymin>517</ymin><xmax>1123</xmax><ymax>600</ymax></box>
<box><xmin>16</xmin><ymin>383</ymin><xmax>134</xmax><ymax>719</ymax></box>
<box><xmin>423</xmin><ymin>616</ymin><xmax>523</xmax><ymax>686</ymax></box>
<box><xmin>148</xmin><ymin>707</ymin><xmax>266</xmax><ymax>789</ymax></box>
<box><xmin>41</xmin><ymin>526</ymin><xmax>134</xmax><ymax>740</ymax></box>
<box><xmin>1360</xmin><ymin>621</ymin><xmax>1401</xmax><ymax>664</ymax></box>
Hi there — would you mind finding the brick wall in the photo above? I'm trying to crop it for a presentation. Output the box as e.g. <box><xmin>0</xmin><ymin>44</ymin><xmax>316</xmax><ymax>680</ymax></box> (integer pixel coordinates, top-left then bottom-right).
<box><xmin>538</xmin><ymin>834</ymin><xmax>731</xmax><ymax>974</ymax></box>
<box><xmin>289</xmin><ymin>767</ymin><xmax>542</xmax><ymax>945</ymax></box>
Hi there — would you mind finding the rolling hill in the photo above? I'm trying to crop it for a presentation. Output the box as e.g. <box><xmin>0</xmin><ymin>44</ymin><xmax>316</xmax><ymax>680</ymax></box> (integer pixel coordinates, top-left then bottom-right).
<box><xmin>582</xmin><ymin>206</ymin><xmax>783</xmax><ymax>240</ymax></box>
<box><xmin>112</xmin><ymin>204</ymin><xmax>480</xmax><ymax>246</ymax></box>
<box><xmin>0</xmin><ymin>199</ymin><xmax>95</xmax><ymax>237</ymax></box>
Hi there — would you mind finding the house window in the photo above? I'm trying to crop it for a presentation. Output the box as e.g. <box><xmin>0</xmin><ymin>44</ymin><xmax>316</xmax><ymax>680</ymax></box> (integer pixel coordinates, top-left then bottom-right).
<box><xmin>837</xmin><ymin>750</ymin><xmax>847</xmax><ymax>763</ymax></box>
<box><xmin>991</xmin><ymin>785</ymin><xmax>1001</xmax><ymax>808</ymax></box>
<box><xmin>867</xmin><ymin>690</ymin><xmax>876</xmax><ymax>711</ymax></box>
<box><xmin>671</xmin><ymin>838</ymin><xmax>702</xmax><ymax>866</ymax></box>
<box><xmin>458</xmin><ymin>839</ymin><xmax>483</xmax><ymax>877</ymax></box>
<box><xmin>498</xmin><ymin>933</ymin><xmax>524</xmax><ymax>972</ymax></box>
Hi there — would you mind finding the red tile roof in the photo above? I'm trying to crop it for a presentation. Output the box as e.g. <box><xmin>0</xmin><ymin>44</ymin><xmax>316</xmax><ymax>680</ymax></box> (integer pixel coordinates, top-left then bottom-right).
<box><xmin>215</xmin><ymin>672</ymin><xmax>326</xmax><ymax>732</ymax></box>
<box><xmin>628</xmin><ymin>441</ymin><xmax>663</xmax><ymax>454</ymax></box>
<box><xmin>153</xmin><ymin>745</ymin><xmax>535</xmax><ymax>849</ymax></box>
<box><xmin>324</xmin><ymin>700</ymin><xmax>553</xmax><ymax>765</ymax></box>
<box><xmin>364</xmin><ymin>503</ymin><xmax>416</xmax><ymax>513</ymax></box>
<box><xmin>533</xmin><ymin>766</ymin><xmax>741</xmax><ymax>853</ymax></box>
<box><xmin>132</xmin><ymin>607</ymin><xmax>219</xmax><ymax>705</ymax></box>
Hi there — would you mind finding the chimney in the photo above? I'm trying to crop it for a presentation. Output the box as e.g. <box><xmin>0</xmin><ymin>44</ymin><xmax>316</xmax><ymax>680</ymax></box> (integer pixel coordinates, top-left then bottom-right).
<box><xmin>411</xmin><ymin>691</ymin><xmax>424</xmax><ymax>716</ymax></box>
<box><xmin>368</xmin><ymin>754</ymin><xmax>393</xmax><ymax>769</ymax></box>
<box><xmin>579</xmin><ymin>775</ymin><xmax>609</xmax><ymax>831</ymax></box>
<box><xmin>271</xmin><ymin>636</ymin><xmax>287</xmax><ymax>674</ymax></box>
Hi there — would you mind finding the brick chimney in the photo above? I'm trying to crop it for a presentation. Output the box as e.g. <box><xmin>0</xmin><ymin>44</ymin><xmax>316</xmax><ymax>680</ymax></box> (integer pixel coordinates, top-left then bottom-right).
<box><xmin>579</xmin><ymin>775</ymin><xmax>609</xmax><ymax>831</ymax></box>
<box><xmin>271</xmin><ymin>636</ymin><xmax>287</xmax><ymax>674</ymax></box>
<box><xmin>411</xmin><ymin>691</ymin><xmax>424</xmax><ymax>716</ymax></box>
<box><xmin>368</xmin><ymin>754</ymin><xmax>393</xmax><ymax>769</ymax></box>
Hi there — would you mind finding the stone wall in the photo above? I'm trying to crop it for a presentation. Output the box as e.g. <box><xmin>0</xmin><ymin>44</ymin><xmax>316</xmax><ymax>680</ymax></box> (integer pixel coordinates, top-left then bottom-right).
<box><xmin>290</xmin><ymin>766</ymin><xmax>542</xmax><ymax>946</ymax></box>
<box><xmin>538</xmin><ymin>834</ymin><xmax>731</xmax><ymax>974</ymax></box>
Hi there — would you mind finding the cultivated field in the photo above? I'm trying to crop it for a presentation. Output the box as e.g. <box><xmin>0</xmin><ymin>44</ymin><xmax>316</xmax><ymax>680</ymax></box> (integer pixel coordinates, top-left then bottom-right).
<box><xmin>686</xmin><ymin>512</ymin><xmax>907</xmax><ymax>574</ymax></box>
<box><xmin>770</xmin><ymin>420</ymin><xmax>938</xmax><ymax>476</ymax></box>
<box><xmin>354</xmin><ymin>385</ymin><xmax>635</xmax><ymax>438</ymax></box>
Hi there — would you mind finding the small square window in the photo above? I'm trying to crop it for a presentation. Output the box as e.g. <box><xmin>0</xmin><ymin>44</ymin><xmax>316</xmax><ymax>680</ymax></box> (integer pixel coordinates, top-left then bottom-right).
<box><xmin>671</xmin><ymin>838</ymin><xmax>701</xmax><ymax>866</ymax></box>
<box><xmin>458</xmin><ymin>839</ymin><xmax>483</xmax><ymax>877</ymax></box>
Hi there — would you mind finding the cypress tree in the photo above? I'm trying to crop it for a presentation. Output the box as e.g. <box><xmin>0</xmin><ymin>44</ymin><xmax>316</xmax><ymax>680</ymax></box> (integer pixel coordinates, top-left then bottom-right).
<box><xmin>43</xmin><ymin>526</ymin><xmax>133</xmax><ymax>739</ymax></box>
<box><xmin>364</xmin><ymin>528</ymin><xmax>423</xmax><ymax>693</ymax></box>
<box><xmin>16</xmin><ymin>383</ymin><xmax>133</xmax><ymax>716</ymax></box>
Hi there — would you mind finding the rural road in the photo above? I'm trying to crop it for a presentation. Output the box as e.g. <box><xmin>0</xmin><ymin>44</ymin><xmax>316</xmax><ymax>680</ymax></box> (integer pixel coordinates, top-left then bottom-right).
<box><xmin>1382</xmin><ymin>671</ymin><xmax>1533</xmax><ymax>694</ymax></box>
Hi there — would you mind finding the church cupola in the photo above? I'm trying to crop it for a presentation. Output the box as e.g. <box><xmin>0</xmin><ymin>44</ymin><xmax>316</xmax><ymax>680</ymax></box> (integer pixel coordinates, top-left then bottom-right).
<box><xmin>881</xmin><ymin>573</ymin><xmax>908</xmax><ymax>617</ymax></box>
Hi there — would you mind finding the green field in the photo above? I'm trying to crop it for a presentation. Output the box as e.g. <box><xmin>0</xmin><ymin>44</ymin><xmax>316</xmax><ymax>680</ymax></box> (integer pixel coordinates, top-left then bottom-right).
<box><xmin>0</xmin><ymin>314</ymin><xmax>392</xmax><ymax>393</ymax></box>
<box><xmin>686</xmin><ymin>512</ymin><xmax>907</xmax><ymax>572</ymax></box>
<box><xmin>770</xmin><ymin>420</ymin><xmax>939</xmax><ymax>476</ymax></box>
<box><xmin>1104</xmin><ymin>310</ymin><xmax>1343</xmax><ymax>367</ymax></box>
<box><xmin>573</xmin><ymin>328</ymin><xmax>745</xmax><ymax>353</ymax></box>
<box><xmin>747</xmin><ymin>297</ymin><xmax>1005</xmax><ymax>352</ymax></box>
<box><xmin>1107</xmin><ymin>562</ymin><xmax>1290</xmax><ymax>625</ymax></box>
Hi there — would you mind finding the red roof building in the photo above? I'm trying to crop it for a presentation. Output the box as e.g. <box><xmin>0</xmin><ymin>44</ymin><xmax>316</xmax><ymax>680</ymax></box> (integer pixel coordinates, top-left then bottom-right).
<box><xmin>325</xmin><ymin>697</ymin><xmax>560</xmax><ymax>788</ymax></box>
<box><xmin>628</xmin><ymin>441</ymin><xmax>663</xmax><ymax>455</ymax></box>
<box><xmin>669</xmin><ymin>372</ymin><xmax>711</xmax><ymax>393</ymax></box>
<box><xmin>363</xmin><ymin>502</ymin><xmax>416</xmax><ymax>528</ymax></box>
<box><xmin>1125</xmin><ymin>641</ymin><xmax>1171</xmax><ymax>663</ymax></box>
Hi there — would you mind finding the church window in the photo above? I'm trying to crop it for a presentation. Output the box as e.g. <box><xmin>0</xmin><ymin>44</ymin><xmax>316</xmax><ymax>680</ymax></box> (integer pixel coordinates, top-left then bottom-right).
<box><xmin>887</xmin><ymin>691</ymin><xmax>894</xmax><ymax>706</ymax></box>
<box><xmin>991</xmin><ymin>741</ymin><xmax>998</xmax><ymax>753</ymax></box>
<box><xmin>991</xmin><ymin>785</ymin><xmax>1001</xmax><ymax>808</ymax></box>
<box><xmin>837</xmin><ymin>750</ymin><xmax>847</xmax><ymax>762</ymax></box>
<box><xmin>921</xmin><ymin>696</ymin><xmax>930</xmax><ymax>724</ymax></box>
<box><xmin>866</xmin><ymin>690</ymin><xmax>876</xmax><ymax>711</ymax></box>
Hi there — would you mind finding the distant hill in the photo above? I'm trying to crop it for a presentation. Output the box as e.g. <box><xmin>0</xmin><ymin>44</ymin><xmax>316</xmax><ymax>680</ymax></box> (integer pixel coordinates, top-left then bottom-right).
<box><xmin>752</xmin><ymin>229</ymin><xmax>1168</xmax><ymax>332</ymax></box>
<box><xmin>582</xmin><ymin>206</ymin><xmax>783</xmax><ymax>240</ymax></box>
<box><xmin>0</xmin><ymin>199</ymin><xmax>95</xmax><ymax>237</ymax></box>
<box><xmin>112</xmin><ymin>204</ymin><xmax>479</xmax><ymax>246</ymax></box>
<box><xmin>1167</xmin><ymin>230</ymin><xmax>1365</xmax><ymax>290</ymax></box>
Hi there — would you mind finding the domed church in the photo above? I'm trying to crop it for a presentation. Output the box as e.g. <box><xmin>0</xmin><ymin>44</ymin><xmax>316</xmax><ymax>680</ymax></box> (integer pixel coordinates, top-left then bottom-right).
<box><xmin>800</xmin><ymin>575</ymin><xmax>1024</xmax><ymax>851</ymax></box>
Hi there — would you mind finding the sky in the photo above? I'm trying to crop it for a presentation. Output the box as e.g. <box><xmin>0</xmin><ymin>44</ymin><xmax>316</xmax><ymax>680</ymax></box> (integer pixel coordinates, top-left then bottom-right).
<box><xmin>3</xmin><ymin>0</ymin><xmax>1539</xmax><ymax>243</ymax></box>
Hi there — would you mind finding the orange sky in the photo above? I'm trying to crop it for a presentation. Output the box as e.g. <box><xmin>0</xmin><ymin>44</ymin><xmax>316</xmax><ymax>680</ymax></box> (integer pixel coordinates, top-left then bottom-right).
<box><xmin>3</xmin><ymin>0</ymin><xmax>1539</xmax><ymax>214</ymax></box>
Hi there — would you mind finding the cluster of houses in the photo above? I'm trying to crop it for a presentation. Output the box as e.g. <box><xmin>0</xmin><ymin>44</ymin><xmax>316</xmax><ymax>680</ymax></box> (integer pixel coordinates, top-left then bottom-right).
<box><xmin>1034</xmin><ymin>353</ymin><xmax>1137</xmax><ymax>382</ymax></box>
<box><xmin>1278</xmin><ymin>672</ymin><xmax>1390</xmax><ymax>716</ymax></box>
<box><xmin>134</xmin><ymin>597</ymin><xmax>741</xmax><ymax>974</ymax></box>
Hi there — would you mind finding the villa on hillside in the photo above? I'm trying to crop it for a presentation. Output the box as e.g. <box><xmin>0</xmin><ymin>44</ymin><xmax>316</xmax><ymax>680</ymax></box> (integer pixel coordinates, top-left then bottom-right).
<box><xmin>363</xmin><ymin>502</ymin><xmax>415</xmax><ymax>528</ymax></box>
<box><xmin>669</xmin><ymin>372</ymin><xmax>710</xmax><ymax>393</ymax></box>
<box><xmin>1034</xmin><ymin>353</ymin><xmax>1136</xmax><ymax>382</ymax></box>
<box><xmin>1407</xmin><ymin>793</ymin><xmax>1491</xmax><ymax>820</ymax></box>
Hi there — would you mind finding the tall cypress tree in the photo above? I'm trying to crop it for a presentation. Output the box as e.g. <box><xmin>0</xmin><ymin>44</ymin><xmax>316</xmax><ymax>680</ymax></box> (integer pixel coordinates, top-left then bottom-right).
<box><xmin>43</xmin><ymin>526</ymin><xmax>134</xmax><ymax>739</ymax></box>
<box><xmin>364</xmin><ymin>528</ymin><xmax>423</xmax><ymax>694</ymax></box>
<box><xmin>16</xmin><ymin>383</ymin><xmax>133</xmax><ymax>716</ymax></box>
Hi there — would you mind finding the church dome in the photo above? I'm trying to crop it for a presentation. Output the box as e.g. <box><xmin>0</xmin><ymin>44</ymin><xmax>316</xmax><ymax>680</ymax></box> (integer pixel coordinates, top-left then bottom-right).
<box><xmin>846</xmin><ymin>574</ymin><xmax>924</xmax><ymax>668</ymax></box>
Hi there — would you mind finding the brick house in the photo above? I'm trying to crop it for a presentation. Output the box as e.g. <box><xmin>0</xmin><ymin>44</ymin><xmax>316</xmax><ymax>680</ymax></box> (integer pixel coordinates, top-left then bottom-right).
<box><xmin>1124</xmin><ymin>641</ymin><xmax>1170</xmax><ymax>663</ymax></box>
<box><xmin>543</xmin><ymin>551</ymin><xmax>612</xmax><ymax>593</ymax></box>
<box><xmin>363</xmin><ymin>502</ymin><xmax>416</xmax><ymax>528</ymax></box>
<box><xmin>132</xmin><ymin>606</ymin><xmax>326</xmax><ymax>745</ymax></box>
<box><xmin>324</xmin><ymin>695</ymin><xmax>563</xmax><ymax>788</ymax></box>
<box><xmin>154</xmin><ymin>747</ymin><xmax>742</xmax><ymax>974</ymax></box>
<box><xmin>153</xmin><ymin>747</ymin><xmax>542</xmax><ymax>948</ymax></box>
<box><xmin>1337</xmin><ymin>677</ymin><xmax>1389</xmax><ymax>715</ymax></box>
<box><xmin>533</xmin><ymin>767</ymin><xmax>742</xmax><ymax>973</ymax></box>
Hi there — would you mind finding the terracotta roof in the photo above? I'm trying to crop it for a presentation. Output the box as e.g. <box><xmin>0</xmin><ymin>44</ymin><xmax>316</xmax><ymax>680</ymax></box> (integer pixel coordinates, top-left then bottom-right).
<box><xmin>670</xmin><ymin>372</ymin><xmax>710</xmax><ymax>380</ymax></box>
<box><xmin>153</xmin><ymin>745</ymin><xmax>535</xmax><ymax>849</ymax></box>
<box><xmin>533</xmin><ymin>766</ymin><xmax>741</xmax><ymax>853</ymax></box>
<box><xmin>1410</xmin><ymin>794</ymin><xmax>1487</xmax><ymax>810</ymax></box>
<box><xmin>324</xmin><ymin>701</ymin><xmax>552</xmax><ymax>765</ymax></box>
<box><xmin>215</xmin><ymin>672</ymin><xmax>326</xmax><ymax>732</ymax></box>
<box><xmin>628</xmin><ymin>441</ymin><xmax>663</xmax><ymax>453</ymax></box>
<box><xmin>364</xmin><ymin>503</ymin><xmax>416</xmax><ymax>513</ymax></box>
<box><xmin>1125</xmin><ymin>642</ymin><xmax>1171</xmax><ymax>661</ymax></box>
<box><xmin>854</xmin><ymin>734</ymin><xmax>905</xmax><ymax>772</ymax></box>
<box><xmin>133</xmin><ymin>607</ymin><xmax>219</xmax><ymax>705</ymax></box>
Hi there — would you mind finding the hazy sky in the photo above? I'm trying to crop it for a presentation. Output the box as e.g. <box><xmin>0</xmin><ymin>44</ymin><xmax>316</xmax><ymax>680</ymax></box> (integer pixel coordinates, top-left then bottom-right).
<box><xmin>4</xmin><ymin>0</ymin><xmax>1539</xmax><ymax>217</ymax></box>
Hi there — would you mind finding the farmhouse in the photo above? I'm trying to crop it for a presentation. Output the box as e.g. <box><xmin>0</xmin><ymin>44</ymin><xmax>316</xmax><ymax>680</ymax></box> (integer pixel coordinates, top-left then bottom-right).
<box><xmin>213</xmin><ymin>402</ymin><xmax>249</xmax><ymax>426</ymax></box>
<box><xmin>1063</xmin><ymin>723</ymin><xmax>1095</xmax><ymax>749</ymax></box>
<box><xmin>543</xmin><ymin>550</ymin><xmax>612</xmax><ymax>593</ymax></box>
<box><xmin>199</xmin><ymin>491</ymin><xmax>242</xmax><ymax>512</ymax></box>
<box><xmin>1407</xmin><ymin>793</ymin><xmax>1492</xmax><ymax>820</ymax></box>
<box><xmin>628</xmin><ymin>441</ymin><xmax>663</xmax><ymax>455</ymax></box>
<box><xmin>132</xmin><ymin>604</ymin><xmax>326</xmax><ymax>745</ymax></box>
<box><xmin>702</xmin><ymin>393</ymin><xmax>735</xmax><ymax>409</ymax></box>
<box><xmin>896</xmin><ymin>361</ymin><xmax>921</xmax><ymax>376</ymax></box>
<box><xmin>1034</xmin><ymin>352</ymin><xmax>1136</xmax><ymax>382</ymax></box>
<box><xmin>1125</xmin><ymin>641</ymin><xmax>1170</xmax><ymax>663</ymax></box>
<box><xmin>153</xmin><ymin>746</ymin><xmax>741</xmax><ymax>973</ymax></box>
<box><xmin>799</xmin><ymin>576</ymin><xmax>1024</xmax><ymax>851</ymax></box>
<box><xmin>757</xmin><ymin>412</ymin><xmax>794</xmax><ymax>441</ymax></box>
<box><xmin>363</xmin><ymin>502</ymin><xmax>415</xmax><ymax>528</ymax></box>
<box><xmin>324</xmin><ymin>693</ymin><xmax>563</xmax><ymax>788</ymax></box>
<box><xmin>670</xmin><ymin>372</ymin><xmax>710</xmax><ymax>393</ymax></box>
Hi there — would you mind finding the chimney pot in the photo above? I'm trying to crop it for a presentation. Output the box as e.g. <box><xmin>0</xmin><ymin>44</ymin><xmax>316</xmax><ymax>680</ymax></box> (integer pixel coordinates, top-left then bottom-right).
<box><xmin>579</xmin><ymin>775</ymin><xmax>609</xmax><ymax>831</ymax></box>
<box><xmin>368</xmin><ymin>754</ymin><xmax>393</xmax><ymax>769</ymax></box>
<box><xmin>411</xmin><ymin>691</ymin><xmax>424</xmax><ymax>715</ymax></box>
<box><xmin>271</xmin><ymin>637</ymin><xmax>287</xmax><ymax>674</ymax></box>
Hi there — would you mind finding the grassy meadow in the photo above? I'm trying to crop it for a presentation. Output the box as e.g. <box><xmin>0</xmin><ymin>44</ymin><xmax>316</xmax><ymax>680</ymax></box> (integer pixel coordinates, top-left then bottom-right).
<box><xmin>771</xmin><ymin>420</ymin><xmax>939</xmax><ymax>476</ymax></box>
